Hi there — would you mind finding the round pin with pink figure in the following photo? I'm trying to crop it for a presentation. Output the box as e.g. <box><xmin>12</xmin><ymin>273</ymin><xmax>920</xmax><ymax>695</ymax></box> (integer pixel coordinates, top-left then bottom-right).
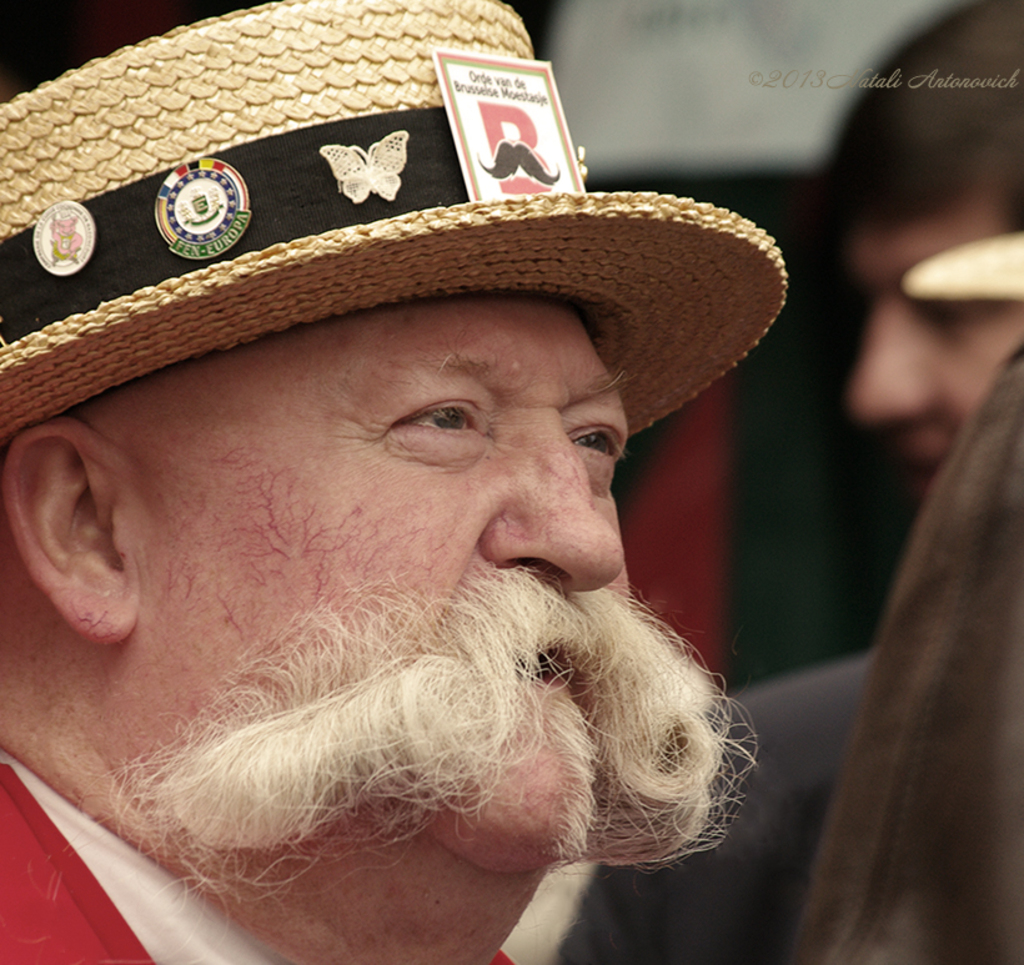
<box><xmin>33</xmin><ymin>201</ymin><xmax>97</xmax><ymax>276</ymax></box>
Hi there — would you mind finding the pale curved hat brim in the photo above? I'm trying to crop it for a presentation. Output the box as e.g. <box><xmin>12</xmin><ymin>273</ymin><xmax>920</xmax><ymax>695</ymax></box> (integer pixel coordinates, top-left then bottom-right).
<box><xmin>903</xmin><ymin>232</ymin><xmax>1024</xmax><ymax>301</ymax></box>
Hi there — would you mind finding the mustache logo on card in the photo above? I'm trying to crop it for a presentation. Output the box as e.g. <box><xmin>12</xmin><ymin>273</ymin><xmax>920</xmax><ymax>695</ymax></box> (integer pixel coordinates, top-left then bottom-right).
<box><xmin>480</xmin><ymin>139</ymin><xmax>560</xmax><ymax>186</ymax></box>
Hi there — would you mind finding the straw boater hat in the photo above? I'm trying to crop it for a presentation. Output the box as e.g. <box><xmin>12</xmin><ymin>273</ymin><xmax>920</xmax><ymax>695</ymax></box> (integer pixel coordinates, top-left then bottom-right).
<box><xmin>903</xmin><ymin>232</ymin><xmax>1024</xmax><ymax>301</ymax></box>
<box><xmin>0</xmin><ymin>0</ymin><xmax>786</xmax><ymax>444</ymax></box>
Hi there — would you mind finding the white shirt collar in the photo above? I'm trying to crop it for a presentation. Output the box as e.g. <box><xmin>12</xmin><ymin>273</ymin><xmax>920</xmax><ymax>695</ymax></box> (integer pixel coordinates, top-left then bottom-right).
<box><xmin>0</xmin><ymin>750</ymin><xmax>295</xmax><ymax>965</ymax></box>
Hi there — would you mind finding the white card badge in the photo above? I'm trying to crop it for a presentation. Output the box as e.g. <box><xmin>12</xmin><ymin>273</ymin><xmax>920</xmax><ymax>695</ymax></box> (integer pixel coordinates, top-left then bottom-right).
<box><xmin>433</xmin><ymin>48</ymin><xmax>584</xmax><ymax>202</ymax></box>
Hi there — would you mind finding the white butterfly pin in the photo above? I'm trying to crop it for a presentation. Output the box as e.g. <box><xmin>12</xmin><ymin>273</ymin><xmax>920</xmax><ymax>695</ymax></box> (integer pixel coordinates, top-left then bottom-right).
<box><xmin>319</xmin><ymin>130</ymin><xmax>410</xmax><ymax>204</ymax></box>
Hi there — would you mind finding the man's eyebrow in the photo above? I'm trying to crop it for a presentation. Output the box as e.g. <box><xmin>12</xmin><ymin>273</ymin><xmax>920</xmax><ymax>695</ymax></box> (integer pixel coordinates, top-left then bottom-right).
<box><xmin>435</xmin><ymin>354</ymin><xmax>624</xmax><ymax>386</ymax></box>
<box><xmin>435</xmin><ymin>353</ymin><xmax>490</xmax><ymax>376</ymax></box>
<box><xmin>584</xmin><ymin>370</ymin><xmax>627</xmax><ymax>398</ymax></box>
<box><xmin>429</xmin><ymin>352</ymin><xmax>626</xmax><ymax>403</ymax></box>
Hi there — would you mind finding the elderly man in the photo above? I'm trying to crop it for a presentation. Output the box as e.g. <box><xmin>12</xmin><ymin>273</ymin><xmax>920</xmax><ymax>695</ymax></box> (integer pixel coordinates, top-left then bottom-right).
<box><xmin>0</xmin><ymin>1</ymin><xmax>785</xmax><ymax>963</ymax></box>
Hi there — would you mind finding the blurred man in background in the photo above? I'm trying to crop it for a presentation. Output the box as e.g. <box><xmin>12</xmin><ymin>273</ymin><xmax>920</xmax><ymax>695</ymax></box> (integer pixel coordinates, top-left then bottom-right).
<box><xmin>559</xmin><ymin>2</ymin><xmax>1024</xmax><ymax>962</ymax></box>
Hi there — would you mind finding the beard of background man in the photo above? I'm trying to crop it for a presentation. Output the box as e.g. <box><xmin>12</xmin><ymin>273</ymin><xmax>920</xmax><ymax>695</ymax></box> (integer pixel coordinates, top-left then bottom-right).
<box><xmin>111</xmin><ymin>565</ymin><xmax>733</xmax><ymax>897</ymax></box>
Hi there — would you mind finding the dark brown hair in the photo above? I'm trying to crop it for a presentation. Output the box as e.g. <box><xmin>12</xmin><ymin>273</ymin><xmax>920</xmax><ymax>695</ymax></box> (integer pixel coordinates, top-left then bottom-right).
<box><xmin>828</xmin><ymin>0</ymin><xmax>1024</xmax><ymax>232</ymax></box>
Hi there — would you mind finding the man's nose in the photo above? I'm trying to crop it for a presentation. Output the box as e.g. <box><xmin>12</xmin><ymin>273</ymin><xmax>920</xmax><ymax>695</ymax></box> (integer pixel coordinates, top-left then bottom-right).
<box><xmin>477</xmin><ymin>441</ymin><xmax>625</xmax><ymax>593</ymax></box>
<box><xmin>845</xmin><ymin>297</ymin><xmax>938</xmax><ymax>428</ymax></box>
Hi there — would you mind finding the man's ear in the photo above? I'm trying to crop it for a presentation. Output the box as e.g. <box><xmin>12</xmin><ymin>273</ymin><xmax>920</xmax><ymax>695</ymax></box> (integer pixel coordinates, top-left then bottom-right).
<box><xmin>1</xmin><ymin>417</ymin><xmax>138</xmax><ymax>644</ymax></box>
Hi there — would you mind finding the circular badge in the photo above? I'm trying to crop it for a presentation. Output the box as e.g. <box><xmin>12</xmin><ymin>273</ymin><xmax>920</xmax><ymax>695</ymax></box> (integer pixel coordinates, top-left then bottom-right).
<box><xmin>155</xmin><ymin>158</ymin><xmax>252</xmax><ymax>260</ymax></box>
<box><xmin>33</xmin><ymin>201</ymin><xmax>97</xmax><ymax>277</ymax></box>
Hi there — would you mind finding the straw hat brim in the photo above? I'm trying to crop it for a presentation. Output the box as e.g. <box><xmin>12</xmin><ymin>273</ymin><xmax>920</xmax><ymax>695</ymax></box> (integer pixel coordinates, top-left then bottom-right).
<box><xmin>0</xmin><ymin>189</ymin><xmax>786</xmax><ymax>442</ymax></box>
<box><xmin>903</xmin><ymin>231</ymin><xmax>1024</xmax><ymax>301</ymax></box>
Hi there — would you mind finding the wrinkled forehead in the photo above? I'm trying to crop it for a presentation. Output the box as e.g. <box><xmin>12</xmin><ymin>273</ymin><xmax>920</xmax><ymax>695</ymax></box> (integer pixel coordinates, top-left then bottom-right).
<box><xmin>318</xmin><ymin>294</ymin><xmax>616</xmax><ymax>386</ymax></box>
<box><xmin>73</xmin><ymin>293</ymin><xmax>622</xmax><ymax>437</ymax></box>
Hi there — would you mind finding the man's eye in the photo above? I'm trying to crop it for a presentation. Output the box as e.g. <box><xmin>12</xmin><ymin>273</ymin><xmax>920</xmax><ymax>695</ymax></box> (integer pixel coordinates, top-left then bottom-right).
<box><xmin>410</xmin><ymin>406</ymin><xmax>468</xmax><ymax>430</ymax></box>
<box><xmin>574</xmin><ymin>430</ymin><xmax>617</xmax><ymax>456</ymax></box>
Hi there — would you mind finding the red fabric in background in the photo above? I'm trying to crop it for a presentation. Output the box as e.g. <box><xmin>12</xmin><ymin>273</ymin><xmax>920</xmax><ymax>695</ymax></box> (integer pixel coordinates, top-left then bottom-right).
<box><xmin>620</xmin><ymin>374</ymin><xmax>734</xmax><ymax>678</ymax></box>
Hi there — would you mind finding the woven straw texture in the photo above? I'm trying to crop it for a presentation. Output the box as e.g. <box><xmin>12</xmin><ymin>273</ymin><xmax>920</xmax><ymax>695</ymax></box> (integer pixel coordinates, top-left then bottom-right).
<box><xmin>0</xmin><ymin>0</ymin><xmax>786</xmax><ymax>444</ymax></box>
